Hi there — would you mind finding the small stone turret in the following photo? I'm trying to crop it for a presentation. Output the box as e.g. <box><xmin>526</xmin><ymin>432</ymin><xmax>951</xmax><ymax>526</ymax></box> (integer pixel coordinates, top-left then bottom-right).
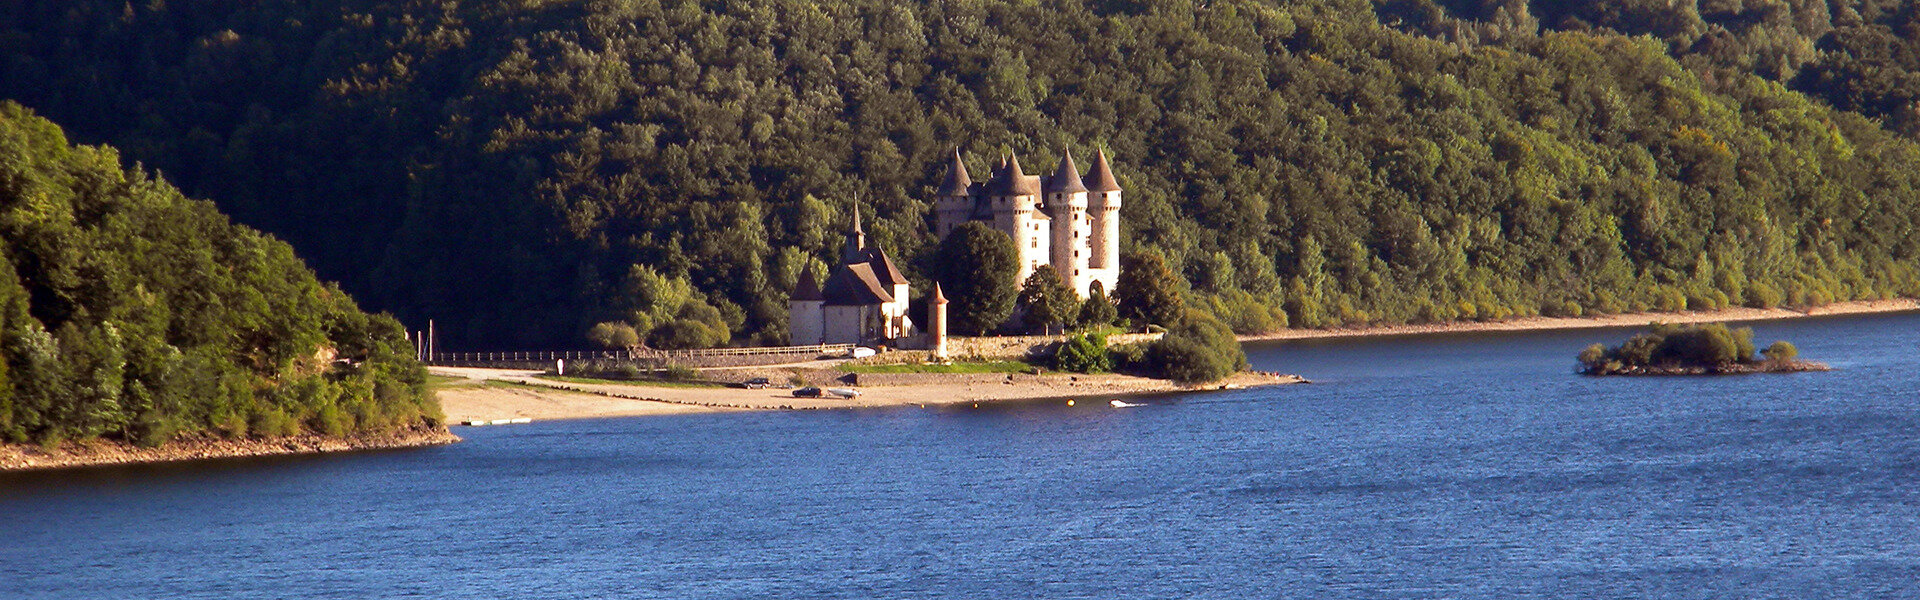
<box><xmin>929</xmin><ymin>283</ymin><xmax>949</xmax><ymax>360</ymax></box>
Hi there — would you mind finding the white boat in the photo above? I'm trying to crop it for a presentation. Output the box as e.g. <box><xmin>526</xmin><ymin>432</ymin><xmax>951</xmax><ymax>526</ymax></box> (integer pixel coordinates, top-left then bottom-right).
<box><xmin>826</xmin><ymin>387</ymin><xmax>862</xmax><ymax>398</ymax></box>
<box><xmin>1109</xmin><ymin>400</ymin><xmax>1143</xmax><ymax>408</ymax></box>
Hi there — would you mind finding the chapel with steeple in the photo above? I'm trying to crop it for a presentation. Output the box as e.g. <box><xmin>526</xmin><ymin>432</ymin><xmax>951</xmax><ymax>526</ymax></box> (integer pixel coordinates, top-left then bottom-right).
<box><xmin>933</xmin><ymin>147</ymin><xmax>1123</xmax><ymax>298</ymax></box>
<box><xmin>787</xmin><ymin>207</ymin><xmax>915</xmax><ymax>345</ymax></box>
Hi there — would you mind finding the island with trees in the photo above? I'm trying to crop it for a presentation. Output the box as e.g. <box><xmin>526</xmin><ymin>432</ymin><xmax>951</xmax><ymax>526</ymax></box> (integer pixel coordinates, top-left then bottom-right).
<box><xmin>1577</xmin><ymin>323</ymin><xmax>1826</xmax><ymax>376</ymax></box>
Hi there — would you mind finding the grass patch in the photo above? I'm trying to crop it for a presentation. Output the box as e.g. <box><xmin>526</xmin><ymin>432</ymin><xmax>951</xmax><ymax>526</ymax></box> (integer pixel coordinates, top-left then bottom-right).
<box><xmin>479</xmin><ymin>379</ymin><xmax>581</xmax><ymax>393</ymax></box>
<box><xmin>839</xmin><ymin>361</ymin><xmax>1035</xmax><ymax>374</ymax></box>
<box><xmin>536</xmin><ymin>374</ymin><xmax>730</xmax><ymax>389</ymax></box>
<box><xmin>426</xmin><ymin>374</ymin><xmax>474</xmax><ymax>389</ymax></box>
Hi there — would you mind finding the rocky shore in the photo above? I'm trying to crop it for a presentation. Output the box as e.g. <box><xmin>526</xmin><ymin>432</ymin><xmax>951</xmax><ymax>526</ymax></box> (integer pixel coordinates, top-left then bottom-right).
<box><xmin>0</xmin><ymin>426</ymin><xmax>460</xmax><ymax>471</ymax></box>
<box><xmin>1585</xmin><ymin>360</ymin><xmax>1831</xmax><ymax>376</ymax></box>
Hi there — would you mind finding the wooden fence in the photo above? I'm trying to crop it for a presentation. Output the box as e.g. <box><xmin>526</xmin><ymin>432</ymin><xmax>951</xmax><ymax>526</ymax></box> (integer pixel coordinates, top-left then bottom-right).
<box><xmin>425</xmin><ymin>344</ymin><xmax>856</xmax><ymax>365</ymax></box>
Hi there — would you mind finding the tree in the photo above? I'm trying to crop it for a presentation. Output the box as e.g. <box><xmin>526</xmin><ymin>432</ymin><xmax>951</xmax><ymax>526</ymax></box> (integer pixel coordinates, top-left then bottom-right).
<box><xmin>1079</xmin><ymin>280</ymin><xmax>1118</xmax><ymax>329</ymax></box>
<box><xmin>935</xmin><ymin>222</ymin><xmax>1019</xmax><ymax>335</ymax></box>
<box><xmin>587</xmin><ymin>321</ymin><xmax>639</xmax><ymax>353</ymax></box>
<box><xmin>0</xmin><ymin>103</ymin><xmax>436</xmax><ymax>446</ymax></box>
<box><xmin>1762</xmin><ymin>340</ymin><xmax>1798</xmax><ymax>361</ymax></box>
<box><xmin>1018</xmin><ymin>267</ymin><xmax>1079</xmax><ymax>335</ymax></box>
<box><xmin>1116</xmin><ymin>252</ymin><xmax>1186</xmax><ymax>329</ymax></box>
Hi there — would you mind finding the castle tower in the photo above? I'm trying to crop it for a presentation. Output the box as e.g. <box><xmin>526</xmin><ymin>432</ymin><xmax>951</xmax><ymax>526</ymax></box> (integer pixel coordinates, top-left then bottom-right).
<box><xmin>1045</xmin><ymin>148</ymin><xmax>1093</xmax><ymax>296</ymax></box>
<box><xmin>1084</xmin><ymin>149</ymin><xmax>1123</xmax><ymax>294</ymax></box>
<box><xmin>788</xmin><ymin>264</ymin><xmax>825</xmax><ymax>345</ymax></box>
<box><xmin>929</xmin><ymin>282</ymin><xmax>949</xmax><ymax>360</ymax></box>
<box><xmin>934</xmin><ymin>148</ymin><xmax>974</xmax><ymax>237</ymax></box>
<box><xmin>989</xmin><ymin>153</ymin><xmax>1049</xmax><ymax>285</ymax></box>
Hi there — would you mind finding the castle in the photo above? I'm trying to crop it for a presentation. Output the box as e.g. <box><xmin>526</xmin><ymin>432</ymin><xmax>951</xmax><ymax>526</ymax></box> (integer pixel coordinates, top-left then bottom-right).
<box><xmin>935</xmin><ymin>148</ymin><xmax>1123</xmax><ymax>297</ymax></box>
<box><xmin>788</xmin><ymin>148</ymin><xmax>1124</xmax><ymax>347</ymax></box>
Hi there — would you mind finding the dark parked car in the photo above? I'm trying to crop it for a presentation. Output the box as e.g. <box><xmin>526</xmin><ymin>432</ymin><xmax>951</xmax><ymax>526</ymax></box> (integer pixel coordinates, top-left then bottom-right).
<box><xmin>741</xmin><ymin>377</ymin><xmax>771</xmax><ymax>389</ymax></box>
<box><xmin>792</xmin><ymin>386</ymin><xmax>823</xmax><ymax>398</ymax></box>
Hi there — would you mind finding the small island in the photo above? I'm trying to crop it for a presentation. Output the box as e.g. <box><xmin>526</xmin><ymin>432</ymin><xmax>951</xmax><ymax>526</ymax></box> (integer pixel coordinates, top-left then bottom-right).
<box><xmin>1578</xmin><ymin>323</ymin><xmax>1828</xmax><ymax>376</ymax></box>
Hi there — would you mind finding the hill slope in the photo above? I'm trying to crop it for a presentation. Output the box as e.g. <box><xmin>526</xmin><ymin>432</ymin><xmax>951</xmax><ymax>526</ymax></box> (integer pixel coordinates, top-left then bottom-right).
<box><xmin>0</xmin><ymin>102</ymin><xmax>438</xmax><ymax>446</ymax></box>
<box><xmin>3</xmin><ymin>0</ymin><xmax>1918</xmax><ymax>346</ymax></box>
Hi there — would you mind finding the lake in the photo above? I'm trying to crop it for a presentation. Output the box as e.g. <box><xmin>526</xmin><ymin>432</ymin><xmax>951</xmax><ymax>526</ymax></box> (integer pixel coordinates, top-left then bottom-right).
<box><xmin>6</xmin><ymin>312</ymin><xmax>1920</xmax><ymax>598</ymax></box>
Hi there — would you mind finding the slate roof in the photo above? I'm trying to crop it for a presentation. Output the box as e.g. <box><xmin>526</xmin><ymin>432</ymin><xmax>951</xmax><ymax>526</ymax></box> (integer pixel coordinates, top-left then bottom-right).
<box><xmin>821</xmin><ymin>262</ymin><xmax>894</xmax><ymax>306</ymax></box>
<box><xmin>791</xmin><ymin>264</ymin><xmax>822</xmax><ymax>301</ymax></box>
<box><xmin>936</xmin><ymin>148</ymin><xmax>972</xmax><ymax>197</ymax></box>
<box><xmin>867</xmin><ymin>246</ymin><xmax>907</xmax><ymax>287</ymax></box>
<box><xmin>1046</xmin><ymin>150</ymin><xmax>1088</xmax><ymax>193</ymax></box>
<box><xmin>1085</xmin><ymin>149</ymin><xmax>1121</xmax><ymax>192</ymax></box>
<box><xmin>990</xmin><ymin>154</ymin><xmax>1043</xmax><ymax>196</ymax></box>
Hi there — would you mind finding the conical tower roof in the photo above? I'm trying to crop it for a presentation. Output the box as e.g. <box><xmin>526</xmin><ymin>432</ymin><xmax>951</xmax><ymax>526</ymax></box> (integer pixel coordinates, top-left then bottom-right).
<box><xmin>992</xmin><ymin>153</ymin><xmax>1042</xmax><ymax>196</ymax></box>
<box><xmin>792</xmin><ymin>264</ymin><xmax>822</xmax><ymax>301</ymax></box>
<box><xmin>932</xmin><ymin>282</ymin><xmax>948</xmax><ymax>304</ymax></box>
<box><xmin>936</xmin><ymin>148</ymin><xmax>972</xmax><ymax>196</ymax></box>
<box><xmin>1046</xmin><ymin>148</ymin><xmax>1088</xmax><ymax>193</ymax></box>
<box><xmin>1085</xmin><ymin>148</ymin><xmax>1121</xmax><ymax>193</ymax></box>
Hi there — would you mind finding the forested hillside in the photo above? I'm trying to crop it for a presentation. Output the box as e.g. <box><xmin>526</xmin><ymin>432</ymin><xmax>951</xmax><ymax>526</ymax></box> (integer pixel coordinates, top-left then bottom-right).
<box><xmin>0</xmin><ymin>102</ymin><xmax>437</xmax><ymax>446</ymax></box>
<box><xmin>3</xmin><ymin>0</ymin><xmax>1918</xmax><ymax>348</ymax></box>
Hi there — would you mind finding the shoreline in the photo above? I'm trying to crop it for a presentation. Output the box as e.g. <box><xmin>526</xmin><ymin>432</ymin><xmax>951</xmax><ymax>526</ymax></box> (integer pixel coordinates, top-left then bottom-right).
<box><xmin>1238</xmin><ymin>299</ymin><xmax>1920</xmax><ymax>343</ymax></box>
<box><xmin>433</xmin><ymin>367</ymin><xmax>1303</xmax><ymax>423</ymax></box>
<box><xmin>0</xmin><ymin>426</ymin><xmax>460</xmax><ymax>472</ymax></box>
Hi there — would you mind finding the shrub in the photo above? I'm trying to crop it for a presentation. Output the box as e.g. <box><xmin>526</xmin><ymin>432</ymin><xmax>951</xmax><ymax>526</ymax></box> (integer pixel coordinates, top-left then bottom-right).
<box><xmin>1579</xmin><ymin>323</ymin><xmax>1781</xmax><ymax>374</ymax></box>
<box><xmin>1053</xmin><ymin>333</ymin><xmax>1112</xmax><ymax>374</ymax></box>
<box><xmin>661</xmin><ymin>365</ymin><xmax>699</xmax><ymax>381</ymax></box>
<box><xmin>1762</xmin><ymin>341</ymin><xmax>1798</xmax><ymax>361</ymax></box>
<box><xmin>1147</xmin><ymin>315</ymin><xmax>1247</xmax><ymax>384</ymax></box>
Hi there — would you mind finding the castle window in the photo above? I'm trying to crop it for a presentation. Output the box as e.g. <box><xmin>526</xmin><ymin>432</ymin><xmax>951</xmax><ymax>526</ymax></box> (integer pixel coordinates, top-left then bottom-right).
<box><xmin>1075</xmin><ymin>269</ymin><xmax>1080</xmax><ymax>275</ymax></box>
<box><xmin>1031</xmin><ymin>239</ymin><xmax>1038</xmax><ymax>248</ymax></box>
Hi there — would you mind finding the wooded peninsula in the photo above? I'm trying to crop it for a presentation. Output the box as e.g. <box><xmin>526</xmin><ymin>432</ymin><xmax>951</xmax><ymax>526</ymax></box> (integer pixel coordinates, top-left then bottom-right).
<box><xmin>4</xmin><ymin>0</ymin><xmax>1920</xmax><ymax>457</ymax></box>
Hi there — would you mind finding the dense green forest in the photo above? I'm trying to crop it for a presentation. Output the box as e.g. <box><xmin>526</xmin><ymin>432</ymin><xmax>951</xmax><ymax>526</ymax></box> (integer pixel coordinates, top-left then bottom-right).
<box><xmin>0</xmin><ymin>102</ymin><xmax>437</xmax><ymax>446</ymax></box>
<box><xmin>3</xmin><ymin>0</ymin><xmax>1919</xmax><ymax>349</ymax></box>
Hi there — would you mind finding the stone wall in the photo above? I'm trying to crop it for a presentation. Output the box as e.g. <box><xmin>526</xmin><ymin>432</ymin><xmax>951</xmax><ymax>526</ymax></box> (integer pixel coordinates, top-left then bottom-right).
<box><xmin>941</xmin><ymin>332</ymin><xmax>1163</xmax><ymax>361</ymax></box>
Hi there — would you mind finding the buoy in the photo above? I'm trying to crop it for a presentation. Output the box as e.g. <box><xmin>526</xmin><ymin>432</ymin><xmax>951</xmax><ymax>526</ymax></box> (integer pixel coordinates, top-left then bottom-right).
<box><xmin>1066</xmin><ymin>399</ymin><xmax>1075</xmax><ymax>406</ymax></box>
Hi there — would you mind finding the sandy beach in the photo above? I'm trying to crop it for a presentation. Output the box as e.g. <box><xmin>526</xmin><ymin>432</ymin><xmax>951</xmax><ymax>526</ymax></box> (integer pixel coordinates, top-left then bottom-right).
<box><xmin>1239</xmin><ymin>299</ymin><xmax>1920</xmax><ymax>342</ymax></box>
<box><xmin>434</xmin><ymin>299</ymin><xmax>1920</xmax><ymax>423</ymax></box>
<box><xmin>432</xmin><ymin>366</ymin><xmax>1301</xmax><ymax>423</ymax></box>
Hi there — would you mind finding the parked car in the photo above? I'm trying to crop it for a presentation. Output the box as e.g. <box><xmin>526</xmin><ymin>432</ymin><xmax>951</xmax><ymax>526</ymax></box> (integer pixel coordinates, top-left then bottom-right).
<box><xmin>792</xmin><ymin>386</ymin><xmax>824</xmax><ymax>398</ymax></box>
<box><xmin>849</xmin><ymin>347</ymin><xmax>877</xmax><ymax>359</ymax></box>
<box><xmin>740</xmin><ymin>377</ymin><xmax>771</xmax><ymax>389</ymax></box>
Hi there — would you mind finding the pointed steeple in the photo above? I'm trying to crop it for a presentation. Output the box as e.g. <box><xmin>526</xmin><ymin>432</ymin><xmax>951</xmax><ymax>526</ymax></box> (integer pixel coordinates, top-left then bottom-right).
<box><xmin>841</xmin><ymin>204</ymin><xmax>867</xmax><ymax>264</ymax></box>
<box><xmin>932</xmin><ymin>282</ymin><xmax>948</xmax><ymax>304</ymax></box>
<box><xmin>792</xmin><ymin>264</ymin><xmax>822</xmax><ymax>301</ymax></box>
<box><xmin>936</xmin><ymin>148</ymin><xmax>972</xmax><ymax>197</ymax></box>
<box><xmin>1085</xmin><ymin>148</ymin><xmax>1121</xmax><ymax>192</ymax></box>
<box><xmin>1046</xmin><ymin>148</ymin><xmax>1088</xmax><ymax>193</ymax></box>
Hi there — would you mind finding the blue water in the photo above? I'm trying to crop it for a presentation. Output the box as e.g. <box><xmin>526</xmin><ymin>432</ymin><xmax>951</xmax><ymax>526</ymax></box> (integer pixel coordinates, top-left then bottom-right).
<box><xmin>6</xmin><ymin>313</ymin><xmax>1920</xmax><ymax>598</ymax></box>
